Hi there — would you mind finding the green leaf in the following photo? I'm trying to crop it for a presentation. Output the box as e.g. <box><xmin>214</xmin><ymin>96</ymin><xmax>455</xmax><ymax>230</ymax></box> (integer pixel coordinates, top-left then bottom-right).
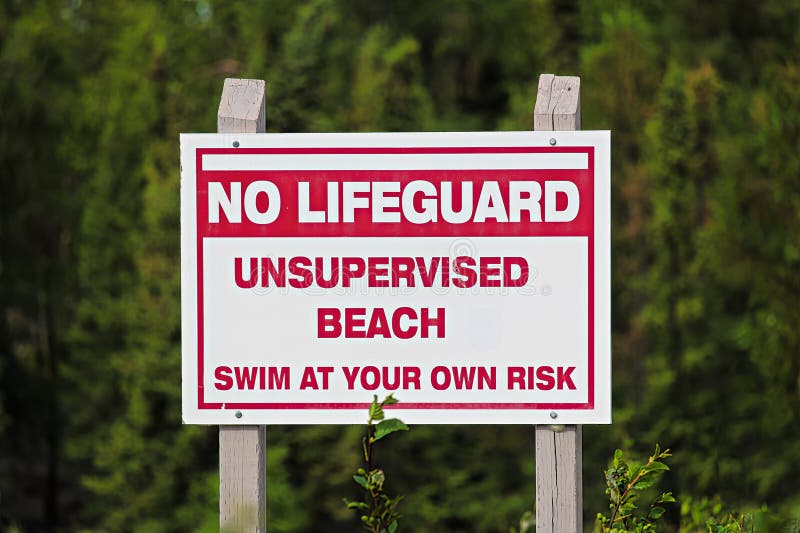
<box><xmin>347</xmin><ymin>501</ymin><xmax>369</xmax><ymax>510</ymax></box>
<box><xmin>655</xmin><ymin>492</ymin><xmax>676</xmax><ymax>504</ymax></box>
<box><xmin>648</xmin><ymin>506</ymin><xmax>666</xmax><ymax>520</ymax></box>
<box><xmin>388</xmin><ymin>520</ymin><xmax>398</xmax><ymax>533</ymax></box>
<box><xmin>646</xmin><ymin>461</ymin><xmax>670</xmax><ymax>473</ymax></box>
<box><xmin>353</xmin><ymin>474</ymin><xmax>367</xmax><ymax>489</ymax></box>
<box><xmin>382</xmin><ymin>394</ymin><xmax>399</xmax><ymax>406</ymax></box>
<box><xmin>369</xmin><ymin>396</ymin><xmax>385</xmax><ymax>421</ymax></box>
<box><xmin>633</xmin><ymin>480</ymin><xmax>655</xmax><ymax>490</ymax></box>
<box><xmin>374</xmin><ymin>418</ymin><xmax>409</xmax><ymax>441</ymax></box>
<box><xmin>620</xmin><ymin>502</ymin><xmax>637</xmax><ymax>515</ymax></box>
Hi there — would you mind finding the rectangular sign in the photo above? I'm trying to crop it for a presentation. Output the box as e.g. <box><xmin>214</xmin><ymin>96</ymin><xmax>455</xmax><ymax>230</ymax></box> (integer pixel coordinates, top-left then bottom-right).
<box><xmin>180</xmin><ymin>131</ymin><xmax>610</xmax><ymax>424</ymax></box>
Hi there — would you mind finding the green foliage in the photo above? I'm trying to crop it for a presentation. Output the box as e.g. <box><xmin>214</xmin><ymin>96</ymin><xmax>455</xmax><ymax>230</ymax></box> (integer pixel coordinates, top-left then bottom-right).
<box><xmin>596</xmin><ymin>445</ymin><xmax>676</xmax><ymax>532</ymax></box>
<box><xmin>595</xmin><ymin>448</ymin><xmax>792</xmax><ymax>532</ymax></box>
<box><xmin>1</xmin><ymin>0</ymin><xmax>799</xmax><ymax>530</ymax></box>
<box><xmin>345</xmin><ymin>394</ymin><xmax>409</xmax><ymax>533</ymax></box>
<box><xmin>703</xmin><ymin>512</ymin><xmax>764</xmax><ymax>533</ymax></box>
<box><xmin>350</xmin><ymin>26</ymin><xmax>433</xmax><ymax>131</ymax></box>
<box><xmin>509</xmin><ymin>510</ymin><xmax>535</xmax><ymax>533</ymax></box>
<box><xmin>680</xmin><ymin>496</ymin><xmax>791</xmax><ymax>532</ymax></box>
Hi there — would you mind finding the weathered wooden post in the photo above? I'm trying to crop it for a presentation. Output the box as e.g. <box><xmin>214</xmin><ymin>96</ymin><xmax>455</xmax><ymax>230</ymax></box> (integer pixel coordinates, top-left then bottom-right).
<box><xmin>533</xmin><ymin>73</ymin><xmax>583</xmax><ymax>532</ymax></box>
<box><xmin>217</xmin><ymin>78</ymin><xmax>268</xmax><ymax>533</ymax></box>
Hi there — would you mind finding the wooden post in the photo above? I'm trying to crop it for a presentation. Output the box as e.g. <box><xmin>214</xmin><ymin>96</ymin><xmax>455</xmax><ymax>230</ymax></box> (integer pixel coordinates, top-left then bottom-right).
<box><xmin>533</xmin><ymin>73</ymin><xmax>583</xmax><ymax>533</ymax></box>
<box><xmin>218</xmin><ymin>78</ymin><xmax>267</xmax><ymax>533</ymax></box>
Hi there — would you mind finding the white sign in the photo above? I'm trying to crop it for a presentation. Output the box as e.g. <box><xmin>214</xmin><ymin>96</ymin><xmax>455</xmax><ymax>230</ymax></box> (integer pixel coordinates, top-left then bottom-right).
<box><xmin>180</xmin><ymin>131</ymin><xmax>610</xmax><ymax>424</ymax></box>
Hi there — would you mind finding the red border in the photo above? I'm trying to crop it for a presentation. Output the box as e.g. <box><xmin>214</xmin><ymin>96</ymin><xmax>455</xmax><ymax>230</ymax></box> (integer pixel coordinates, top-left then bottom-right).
<box><xmin>195</xmin><ymin>146</ymin><xmax>595</xmax><ymax>410</ymax></box>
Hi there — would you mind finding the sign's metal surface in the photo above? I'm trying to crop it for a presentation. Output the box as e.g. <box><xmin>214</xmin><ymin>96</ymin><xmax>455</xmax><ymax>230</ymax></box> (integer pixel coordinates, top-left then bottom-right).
<box><xmin>180</xmin><ymin>131</ymin><xmax>610</xmax><ymax>424</ymax></box>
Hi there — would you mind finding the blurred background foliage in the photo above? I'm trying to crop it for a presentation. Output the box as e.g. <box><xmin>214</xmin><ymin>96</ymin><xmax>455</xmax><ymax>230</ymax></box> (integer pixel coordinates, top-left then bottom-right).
<box><xmin>1</xmin><ymin>0</ymin><xmax>799</xmax><ymax>531</ymax></box>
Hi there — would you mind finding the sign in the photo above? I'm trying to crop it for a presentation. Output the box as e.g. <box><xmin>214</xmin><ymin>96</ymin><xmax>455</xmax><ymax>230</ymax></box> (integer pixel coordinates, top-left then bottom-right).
<box><xmin>180</xmin><ymin>131</ymin><xmax>610</xmax><ymax>424</ymax></box>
